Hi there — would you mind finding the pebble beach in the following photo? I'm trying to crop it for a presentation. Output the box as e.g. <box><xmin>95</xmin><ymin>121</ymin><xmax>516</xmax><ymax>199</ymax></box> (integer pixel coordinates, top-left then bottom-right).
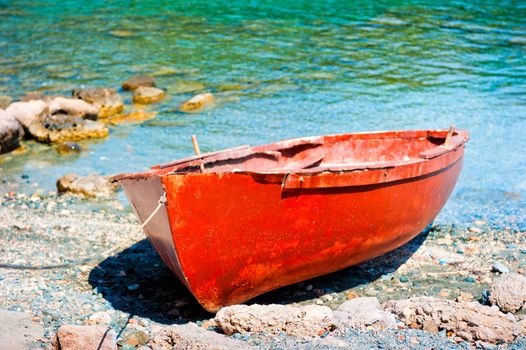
<box><xmin>1</xmin><ymin>176</ymin><xmax>526</xmax><ymax>349</ymax></box>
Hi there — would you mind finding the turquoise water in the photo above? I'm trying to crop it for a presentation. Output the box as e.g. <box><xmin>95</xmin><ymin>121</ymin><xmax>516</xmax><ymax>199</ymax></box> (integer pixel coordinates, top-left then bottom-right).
<box><xmin>1</xmin><ymin>0</ymin><xmax>525</xmax><ymax>227</ymax></box>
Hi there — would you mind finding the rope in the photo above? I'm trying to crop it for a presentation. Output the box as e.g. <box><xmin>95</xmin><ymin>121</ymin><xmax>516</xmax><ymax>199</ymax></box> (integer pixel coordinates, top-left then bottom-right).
<box><xmin>140</xmin><ymin>192</ymin><xmax>167</xmax><ymax>229</ymax></box>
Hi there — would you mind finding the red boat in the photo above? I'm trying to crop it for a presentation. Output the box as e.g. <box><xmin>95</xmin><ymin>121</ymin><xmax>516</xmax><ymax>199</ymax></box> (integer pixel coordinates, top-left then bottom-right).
<box><xmin>112</xmin><ymin>128</ymin><xmax>469</xmax><ymax>312</ymax></box>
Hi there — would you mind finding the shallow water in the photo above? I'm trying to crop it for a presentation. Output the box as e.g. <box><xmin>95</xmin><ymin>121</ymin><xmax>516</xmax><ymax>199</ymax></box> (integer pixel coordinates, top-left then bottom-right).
<box><xmin>1</xmin><ymin>0</ymin><xmax>525</xmax><ymax>228</ymax></box>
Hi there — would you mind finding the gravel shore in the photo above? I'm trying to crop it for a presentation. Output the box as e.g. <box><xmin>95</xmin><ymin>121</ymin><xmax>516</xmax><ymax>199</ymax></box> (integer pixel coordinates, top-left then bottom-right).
<box><xmin>1</xmin><ymin>179</ymin><xmax>525</xmax><ymax>349</ymax></box>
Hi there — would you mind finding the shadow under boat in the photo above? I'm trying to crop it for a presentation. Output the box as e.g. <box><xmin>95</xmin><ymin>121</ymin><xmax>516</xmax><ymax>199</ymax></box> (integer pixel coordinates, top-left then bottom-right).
<box><xmin>88</xmin><ymin>227</ymin><xmax>430</xmax><ymax>324</ymax></box>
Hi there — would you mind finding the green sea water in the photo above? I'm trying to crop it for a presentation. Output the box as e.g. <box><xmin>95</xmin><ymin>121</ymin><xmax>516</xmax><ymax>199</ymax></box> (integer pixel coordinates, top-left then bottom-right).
<box><xmin>1</xmin><ymin>0</ymin><xmax>525</xmax><ymax>227</ymax></box>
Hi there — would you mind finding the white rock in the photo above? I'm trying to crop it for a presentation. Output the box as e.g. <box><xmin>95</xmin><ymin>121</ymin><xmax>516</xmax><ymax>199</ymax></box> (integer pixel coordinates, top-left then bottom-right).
<box><xmin>333</xmin><ymin>297</ymin><xmax>398</xmax><ymax>330</ymax></box>
<box><xmin>215</xmin><ymin>303</ymin><xmax>333</xmax><ymax>337</ymax></box>
<box><xmin>490</xmin><ymin>273</ymin><xmax>526</xmax><ymax>313</ymax></box>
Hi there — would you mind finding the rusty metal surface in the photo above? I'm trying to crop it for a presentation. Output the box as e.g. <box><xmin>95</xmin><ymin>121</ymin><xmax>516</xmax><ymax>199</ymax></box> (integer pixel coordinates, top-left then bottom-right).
<box><xmin>114</xmin><ymin>129</ymin><xmax>469</xmax><ymax>312</ymax></box>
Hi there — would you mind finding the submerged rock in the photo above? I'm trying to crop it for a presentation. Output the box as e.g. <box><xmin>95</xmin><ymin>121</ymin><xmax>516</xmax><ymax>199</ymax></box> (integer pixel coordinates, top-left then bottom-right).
<box><xmin>56</xmin><ymin>142</ymin><xmax>82</xmax><ymax>155</ymax></box>
<box><xmin>28</xmin><ymin>114</ymin><xmax>108</xmax><ymax>143</ymax></box>
<box><xmin>133</xmin><ymin>86</ymin><xmax>166</xmax><ymax>104</ymax></box>
<box><xmin>57</xmin><ymin>173</ymin><xmax>119</xmax><ymax>197</ymax></box>
<box><xmin>179</xmin><ymin>93</ymin><xmax>214</xmax><ymax>112</ymax></box>
<box><xmin>173</xmin><ymin>80</ymin><xmax>205</xmax><ymax>93</ymax></box>
<box><xmin>333</xmin><ymin>297</ymin><xmax>398</xmax><ymax>330</ymax></box>
<box><xmin>0</xmin><ymin>95</ymin><xmax>12</xmax><ymax>109</ymax></box>
<box><xmin>20</xmin><ymin>92</ymin><xmax>50</xmax><ymax>102</ymax></box>
<box><xmin>489</xmin><ymin>273</ymin><xmax>526</xmax><ymax>313</ymax></box>
<box><xmin>109</xmin><ymin>30</ymin><xmax>137</xmax><ymax>38</ymax></box>
<box><xmin>0</xmin><ymin>111</ymin><xmax>24</xmax><ymax>154</ymax></box>
<box><xmin>72</xmin><ymin>87</ymin><xmax>124</xmax><ymax>118</ymax></box>
<box><xmin>148</xmin><ymin>323</ymin><xmax>253</xmax><ymax>350</ymax></box>
<box><xmin>384</xmin><ymin>297</ymin><xmax>522</xmax><ymax>344</ymax></box>
<box><xmin>52</xmin><ymin>325</ymin><xmax>117</xmax><ymax>350</ymax></box>
<box><xmin>122</xmin><ymin>75</ymin><xmax>155</xmax><ymax>91</ymax></box>
<box><xmin>215</xmin><ymin>304</ymin><xmax>333</xmax><ymax>337</ymax></box>
<box><xmin>108</xmin><ymin>109</ymin><xmax>156</xmax><ymax>124</ymax></box>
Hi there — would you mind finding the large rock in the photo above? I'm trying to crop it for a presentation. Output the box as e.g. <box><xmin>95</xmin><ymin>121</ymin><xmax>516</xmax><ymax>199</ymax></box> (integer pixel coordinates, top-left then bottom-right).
<box><xmin>72</xmin><ymin>87</ymin><xmax>124</xmax><ymax>117</ymax></box>
<box><xmin>0</xmin><ymin>111</ymin><xmax>24</xmax><ymax>154</ymax></box>
<box><xmin>148</xmin><ymin>323</ymin><xmax>253</xmax><ymax>350</ymax></box>
<box><xmin>384</xmin><ymin>297</ymin><xmax>523</xmax><ymax>344</ymax></box>
<box><xmin>52</xmin><ymin>325</ymin><xmax>117</xmax><ymax>350</ymax></box>
<box><xmin>179</xmin><ymin>93</ymin><xmax>214</xmax><ymax>112</ymax></box>
<box><xmin>490</xmin><ymin>273</ymin><xmax>526</xmax><ymax>313</ymax></box>
<box><xmin>215</xmin><ymin>304</ymin><xmax>333</xmax><ymax>337</ymax></box>
<box><xmin>333</xmin><ymin>297</ymin><xmax>398</xmax><ymax>330</ymax></box>
<box><xmin>5</xmin><ymin>100</ymin><xmax>49</xmax><ymax>128</ymax></box>
<box><xmin>48</xmin><ymin>96</ymin><xmax>98</xmax><ymax>118</ymax></box>
<box><xmin>57</xmin><ymin>173</ymin><xmax>119</xmax><ymax>197</ymax></box>
<box><xmin>133</xmin><ymin>86</ymin><xmax>166</xmax><ymax>104</ymax></box>
<box><xmin>0</xmin><ymin>309</ymin><xmax>44</xmax><ymax>350</ymax></box>
<box><xmin>27</xmin><ymin>113</ymin><xmax>108</xmax><ymax>143</ymax></box>
<box><xmin>122</xmin><ymin>75</ymin><xmax>156</xmax><ymax>91</ymax></box>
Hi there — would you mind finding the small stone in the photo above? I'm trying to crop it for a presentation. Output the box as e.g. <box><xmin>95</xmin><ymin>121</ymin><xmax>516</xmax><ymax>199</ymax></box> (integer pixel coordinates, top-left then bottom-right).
<box><xmin>321</xmin><ymin>294</ymin><xmax>333</xmax><ymax>302</ymax></box>
<box><xmin>469</xmin><ymin>227</ymin><xmax>482</xmax><ymax>233</ymax></box>
<box><xmin>399</xmin><ymin>276</ymin><xmax>409</xmax><ymax>283</ymax></box>
<box><xmin>109</xmin><ymin>30</ymin><xmax>137</xmax><ymax>38</ymax></box>
<box><xmin>122</xmin><ymin>75</ymin><xmax>155</xmax><ymax>91</ymax></box>
<box><xmin>422</xmin><ymin>320</ymin><xmax>439</xmax><ymax>333</ymax></box>
<box><xmin>53</xmin><ymin>325</ymin><xmax>116</xmax><ymax>350</ymax></box>
<box><xmin>464</xmin><ymin>277</ymin><xmax>476</xmax><ymax>283</ymax></box>
<box><xmin>117</xmin><ymin>330</ymin><xmax>149</xmax><ymax>347</ymax></box>
<box><xmin>133</xmin><ymin>86</ymin><xmax>165</xmax><ymax>104</ymax></box>
<box><xmin>491</xmin><ymin>262</ymin><xmax>509</xmax><ymax>274</ymax></box>
<box><xmin>179</xmin><ymin>93</ymin><xmax>214</xmax><ymax>112</ymax></box>
<box><xmin>346</xmin><ymin>291</ymin><xmax>359</xmax><ymax>300</ymax></box>
<box><xmin>438</xmin><ymin>290</ymin><xmax>450</xmax><ymax>298</ymax></box>
<box><xmin>86</xmin><ymin>311</ymin><xmax>112</xmax><ymax>325</ymax></box>
<box><xmin>456</xmin><ymin>292</ymin><xmax>474</xmax><ymax>303</ymax></box>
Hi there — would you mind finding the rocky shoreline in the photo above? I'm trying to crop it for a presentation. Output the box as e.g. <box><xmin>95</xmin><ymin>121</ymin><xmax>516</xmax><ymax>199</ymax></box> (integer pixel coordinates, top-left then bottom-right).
<box><xmin>0</xmin><ymin>74</ymin><xmax>215</xmax><ymax>159</ymax></box>
<box><xmin>1</xmin><ymin>179</ymin><xmax>525</xmax><ymax>349</ymax></box>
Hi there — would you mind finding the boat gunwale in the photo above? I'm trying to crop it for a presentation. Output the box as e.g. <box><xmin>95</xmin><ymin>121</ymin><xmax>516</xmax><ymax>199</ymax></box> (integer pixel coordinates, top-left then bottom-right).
<box><xmin>110</xmin><ymin>129</ymin><xmax>469</xmax><ymax>184</ymax></box>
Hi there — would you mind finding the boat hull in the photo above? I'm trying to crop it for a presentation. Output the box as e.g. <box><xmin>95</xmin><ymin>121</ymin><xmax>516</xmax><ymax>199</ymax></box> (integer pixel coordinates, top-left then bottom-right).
<box><xmin>162</xmin><ymin>155</ymin><xmax>463</xmax><ymax>311</ymax></box>
<box><xmin>115</xmin><ymin>129</ymin><xmax>467</xmax><ymax>312</ymax></box>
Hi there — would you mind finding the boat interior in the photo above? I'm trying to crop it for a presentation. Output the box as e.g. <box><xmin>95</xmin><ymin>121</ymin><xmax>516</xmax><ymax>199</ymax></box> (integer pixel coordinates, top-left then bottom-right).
<box><xmin>148</xmin><ymin>129</ymin><xmax>466</xmax><ymax>176</ymax></box>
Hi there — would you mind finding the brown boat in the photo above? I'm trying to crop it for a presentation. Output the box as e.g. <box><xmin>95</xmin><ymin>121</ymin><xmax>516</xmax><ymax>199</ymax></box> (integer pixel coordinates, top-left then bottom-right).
<box><xmin>112</xmin><ymin>128</ymin><xmax>469</xmax><ymax>312</ymax></box>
